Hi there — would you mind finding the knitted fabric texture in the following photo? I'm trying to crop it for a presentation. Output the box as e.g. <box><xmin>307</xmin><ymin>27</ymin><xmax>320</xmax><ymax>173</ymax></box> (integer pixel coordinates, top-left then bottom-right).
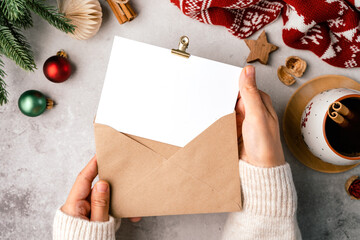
<box><xmin>171</xmin><ymin>0</ymin><xmax>360</xmax><ymax>68</ymax></box>
<box><xmin>53</xmin><ymin>210</ymin><xmax>117</xmax><ymax>240</ymax></box>
<box><xmin>221</xmin><ymin>161</ymin><xmax>301</xmax><ymax>240</ymax></box>
<box><xmin>238</xmin><ymin>161</ymin><xmax>297</xmax><ymax>217</ymax></box>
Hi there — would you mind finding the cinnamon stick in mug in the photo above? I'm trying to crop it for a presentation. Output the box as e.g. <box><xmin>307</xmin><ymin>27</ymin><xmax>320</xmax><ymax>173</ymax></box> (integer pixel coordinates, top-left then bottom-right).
<box><xmin>328</xmin><ymin>109</ymin><xmax>350</xmax><ymax>128</ymax></box>
<box><xmin>332</xmin><ymin>102</ymin><xmax>355</xmax><ymax>120</ymax></box>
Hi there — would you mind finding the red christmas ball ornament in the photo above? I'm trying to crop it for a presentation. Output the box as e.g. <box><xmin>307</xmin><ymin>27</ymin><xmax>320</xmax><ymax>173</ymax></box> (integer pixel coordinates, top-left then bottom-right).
<box><xmin>43</xmin><ymin>50</ymin><xmax>72</xmax><ymax>83</ymax></box>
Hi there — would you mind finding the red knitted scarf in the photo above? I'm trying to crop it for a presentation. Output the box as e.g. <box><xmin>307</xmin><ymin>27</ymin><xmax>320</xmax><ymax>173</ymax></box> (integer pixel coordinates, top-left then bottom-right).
<box><xmin>170</xmin><ymin>0</ymin><xmax>360</xmax><ymax>68</ymax></box>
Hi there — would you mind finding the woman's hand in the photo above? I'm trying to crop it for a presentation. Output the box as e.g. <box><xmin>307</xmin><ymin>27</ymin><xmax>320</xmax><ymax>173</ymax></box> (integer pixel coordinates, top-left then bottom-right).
<box><xmin>61</xmin><ymin>155</ymin><xmax>141</xmax><ymax>222</ymax></box>
<box><xmin>235</xmin><ymin>66</ymin><xmax>285</xmax><ymax>168</ymax></box>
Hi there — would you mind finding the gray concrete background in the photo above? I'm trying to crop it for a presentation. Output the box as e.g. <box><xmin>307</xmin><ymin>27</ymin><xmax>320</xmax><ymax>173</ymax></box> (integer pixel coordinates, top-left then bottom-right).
<box><xmin>0</xmin><ymin>0</ymin><xmax>359</xmax><ymax>239</ymax></box>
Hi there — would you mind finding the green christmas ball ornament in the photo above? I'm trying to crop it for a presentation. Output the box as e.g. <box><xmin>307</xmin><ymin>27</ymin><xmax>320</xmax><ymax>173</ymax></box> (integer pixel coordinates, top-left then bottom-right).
<box><xmin>18</xmin><ymin>90</ymin><xmax>54</xmax><ymax>117</ymax></box>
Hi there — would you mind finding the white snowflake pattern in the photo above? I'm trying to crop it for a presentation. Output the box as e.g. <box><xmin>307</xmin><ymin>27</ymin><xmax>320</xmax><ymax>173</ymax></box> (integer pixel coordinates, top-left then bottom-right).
<box><xmin>356</xmin><ymin>36</ymin><xmax>360</xmax><ymax>43</ymax></box>
<box><xmin>301</xmin><ymin>26</ymin><xmax>323</xmax><ymax>45</ymax></box>
<box><xmin>350</xmin><ymin>45</ymin><xmax>360</xmax><ymax>57</ymax></box>
<box><xmin>227</xmin><ymin>0</ymin><xmax>256</xmax><ymax>9</ymax></box>
<box><xmin>344</xmin><ymin>59</ymin><xmax>357</xmax><ymax>68</ymax></box>
<box><xmin>328</xmin><ymin>17</ymin><xmax>345</xmax><ymax>28</ymax></box>
<box><xmin>252</xmin><ymin>0</ymin><xmax>283</xmax><ymax>13</ymax></box>
<box><xmin>350</xmin><ymin>45</ymin><xmax>360</xmax><ymax>54</ymax></box>
<box><xmin>325</xmin><ymin>0</ymin><xmax>349</xmax><ymax>15</ymax></box>
<box><xmin>336</xmin><ymin>45</ymin><xmax>342</xmax><ymax>52</ymax></box>
<box><xmin>239</xmin><ymin>11</ymin><xmax>268</xmax><ymax>37</ymax></box>
<box><xmin>227</xmin><ymin>0</ymin><xmax>283</xmax><ymax>38</ymax></box>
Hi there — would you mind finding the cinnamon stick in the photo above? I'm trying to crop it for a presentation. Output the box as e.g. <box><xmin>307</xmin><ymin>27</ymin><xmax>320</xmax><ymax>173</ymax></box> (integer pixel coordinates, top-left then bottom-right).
<box><xmin>106</xmin><ymin>0</ymin><xmax>128</xmax><ymax>24</ymax></box>
<box><xmin>328</xmin><ymin>108</ymin><xmax>350</xmax><ymax>128</ymax></box>
<box><xmin>332</xmin><ymin>102</ymin><xmax>355</xmax><ymax>120</ymax></box>
<box><xmin>119</xmin><ymin>3</ymin><xmax>136</xmax><ymax>21</ymax></box>
<box><xmin>126</xmin><ymin>2</ymin><xmax>137</xmax><ymax>18</ymax></box>
<box><xmin>114</xmin><ymin>1</ymin><xmax>129</xmax><ymax>24</ymax></box>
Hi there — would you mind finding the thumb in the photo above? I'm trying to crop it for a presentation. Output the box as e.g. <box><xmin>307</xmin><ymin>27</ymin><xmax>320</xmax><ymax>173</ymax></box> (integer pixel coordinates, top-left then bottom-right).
<box><xmin>238</xmin><ymin>66</ymin><xmax>265</xmax><ymax>118</ymax></box>
<box><xmin>90</xmin><ymin>180</ymin><xmax>110</xmax><ymax>222</ymax></box>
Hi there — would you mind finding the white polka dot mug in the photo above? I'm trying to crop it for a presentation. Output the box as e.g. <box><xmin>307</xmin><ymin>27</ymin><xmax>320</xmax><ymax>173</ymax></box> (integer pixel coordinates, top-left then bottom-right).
<box><xmin>300</xmin><ymin>88</ymin><xmax>360</xmax><ymax>166</ymax></box>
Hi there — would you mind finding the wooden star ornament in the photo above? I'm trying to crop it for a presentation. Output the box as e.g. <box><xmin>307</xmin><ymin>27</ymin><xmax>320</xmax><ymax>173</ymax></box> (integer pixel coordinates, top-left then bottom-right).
<box><xmin>244</xmin><ymin>31</ymin><xmax>278</xmax><ymax>65</ymax></box>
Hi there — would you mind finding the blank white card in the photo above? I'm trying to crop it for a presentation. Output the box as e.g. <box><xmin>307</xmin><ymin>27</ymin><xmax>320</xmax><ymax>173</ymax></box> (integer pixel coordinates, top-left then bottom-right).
<box><xmin>96</xmin><ymin>36</ymin><xmax>241</xmax><ymax>147</ymax></box>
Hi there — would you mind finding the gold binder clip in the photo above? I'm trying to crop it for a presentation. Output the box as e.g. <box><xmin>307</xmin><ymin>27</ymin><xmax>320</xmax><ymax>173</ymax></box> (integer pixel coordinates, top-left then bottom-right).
<box><xmin>171</xmin><ymin>36</ymin><xmax>190</xmax><ymax>58</ymax></box>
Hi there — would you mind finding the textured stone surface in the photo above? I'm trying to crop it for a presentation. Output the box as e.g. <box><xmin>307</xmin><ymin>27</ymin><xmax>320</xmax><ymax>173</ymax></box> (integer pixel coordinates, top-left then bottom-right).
<box><xmin>0</xmin><ymin>0</ymin><xmax>359</xmax><ymax>239</ymax></box>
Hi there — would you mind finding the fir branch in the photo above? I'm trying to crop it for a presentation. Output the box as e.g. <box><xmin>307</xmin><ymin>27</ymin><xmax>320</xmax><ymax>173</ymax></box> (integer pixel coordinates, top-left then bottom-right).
<box><xmin>1</xmin><ymin>0</ymin><xmax>28</xmax><ymax>21</ymax></box>
<box><xmin>26</xmin><ymin>0</ymin><xmax>75</xmax><ymax>33</ymax></box>
<box><xmin>0</xmin><ymin>55</ymin><xmax>8</xmax><ymax>105</ymax></box>
<box><xmin>5</xmin><ymin>19</ymin><xmax>34</xmax><ymax>58</ymax></box>
<box><xmin>0</xmin><ymin>21</ymin><xmax>36</xmax><ymax>71</ymax></box>
<box><xmin>11</xmin><ymin>8</ymin><xmax>33</xmax><ymax>29</ymax></box>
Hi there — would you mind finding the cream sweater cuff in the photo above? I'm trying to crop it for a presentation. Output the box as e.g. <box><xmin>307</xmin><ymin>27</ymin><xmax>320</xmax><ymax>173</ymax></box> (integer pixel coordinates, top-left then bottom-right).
<box><xmin>53</xmin><ymin>209</ymin><xmax>117</xmax><ymax>240</ymax></box>
<box><xmin>239</xmin><ymin>160</ymin><xmax>298</xmax><ymax>217</ymax></box>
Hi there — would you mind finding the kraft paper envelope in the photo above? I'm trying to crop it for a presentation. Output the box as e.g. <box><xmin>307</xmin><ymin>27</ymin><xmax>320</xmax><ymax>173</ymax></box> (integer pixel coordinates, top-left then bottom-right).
<box><xmin>94</xmin><ymin>37</ymin><xmax>242</xmax><ymax>218</ymax></box>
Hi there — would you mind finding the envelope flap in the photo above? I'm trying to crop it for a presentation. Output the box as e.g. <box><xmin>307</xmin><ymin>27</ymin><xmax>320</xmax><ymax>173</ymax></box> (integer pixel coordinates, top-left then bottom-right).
<box><xmin>94</xmin><ymin>123</ymin><xmax>165</xmax><ymax>191</ymax></box>
<box><xmin>125</xmin><ymin>133</ymin><xmax>180</xmax><ymax>159</ymax></box>
<box><xmin>167</xmin><ymin>112</ymin><xmax>241</xmax><ymax>205</ymax></box>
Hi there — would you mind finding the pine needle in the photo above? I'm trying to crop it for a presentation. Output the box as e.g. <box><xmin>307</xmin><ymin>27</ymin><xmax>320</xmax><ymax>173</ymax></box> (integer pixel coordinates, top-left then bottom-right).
<box><xmin>26</xmin><ymin>0</ymin><xmax>75</xmax><ymax>33</ymax></box>
<box><xmin>0</xmin><ymin>56</ymin><xmax>8</xmax><ymax>105</ymax></box>
<box><xmin>11</xmin><ymin>8</ymin><xmax>33</xmax><ymax>29</ymax></box>
<box><xmin>0</xmin><ymin>22</ymin><xmax>36</xmax><ymax>71</ymax></box>
<box><xmin>1</xmin><ymin>0</ymin><xmax>28</xmax><ymax>21</ymax></box>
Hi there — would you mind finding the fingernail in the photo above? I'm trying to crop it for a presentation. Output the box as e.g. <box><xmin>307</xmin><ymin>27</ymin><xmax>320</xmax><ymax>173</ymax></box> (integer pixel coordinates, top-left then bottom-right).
<box><xmin>96</xmin><ymin>182</ymin><xmax>108</xmax><ymax>193</ymax></box>
<box><xmin>245</xmin><ymin>66</ymin><xmax>254</xmax><ymax>77</ymax></box>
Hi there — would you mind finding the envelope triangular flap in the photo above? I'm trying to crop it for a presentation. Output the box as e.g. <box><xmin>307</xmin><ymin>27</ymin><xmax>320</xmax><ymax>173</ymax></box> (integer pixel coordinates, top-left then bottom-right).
<box><xmin>94</xmin><ymin>123</ymin><xmax>165</xmax><ymax>192</ymax></box>
<box><xmin>125</xmin><ymin>133</ymin><xmax>180</xmax><ymax>159</ymax></box>
<box><xmin>166</xmin><ymin>112</ymin><xmax>240</xmax><ymax>203</ymax></box>
<box><xmin>94</xmin><ymin>112</ymin><xmax>241</xmax><ymax>218</ymax></box>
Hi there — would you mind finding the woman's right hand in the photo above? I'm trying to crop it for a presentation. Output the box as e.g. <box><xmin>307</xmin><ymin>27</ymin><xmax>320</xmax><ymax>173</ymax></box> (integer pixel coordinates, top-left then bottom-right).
<box><xmin>235</xmin><ymin>66</ymin><xmax>285</xmax><ymax>168</ymax></box>
<box><xmin>61</xmin><ymin>155</ymin><xmax>141</xmax><ymax>223</ymax></box>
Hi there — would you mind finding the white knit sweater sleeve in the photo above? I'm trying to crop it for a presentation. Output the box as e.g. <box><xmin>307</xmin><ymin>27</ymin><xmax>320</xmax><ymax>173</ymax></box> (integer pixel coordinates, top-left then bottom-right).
<box><xmin>222</xmin><ymin>160</ymin><xmax>302</xmax><ymax>240</ymax></box>
<box><xmin>53</xmin><ymin>209</ymin><xmax>117</xmax><ymax>240</ymax></box>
